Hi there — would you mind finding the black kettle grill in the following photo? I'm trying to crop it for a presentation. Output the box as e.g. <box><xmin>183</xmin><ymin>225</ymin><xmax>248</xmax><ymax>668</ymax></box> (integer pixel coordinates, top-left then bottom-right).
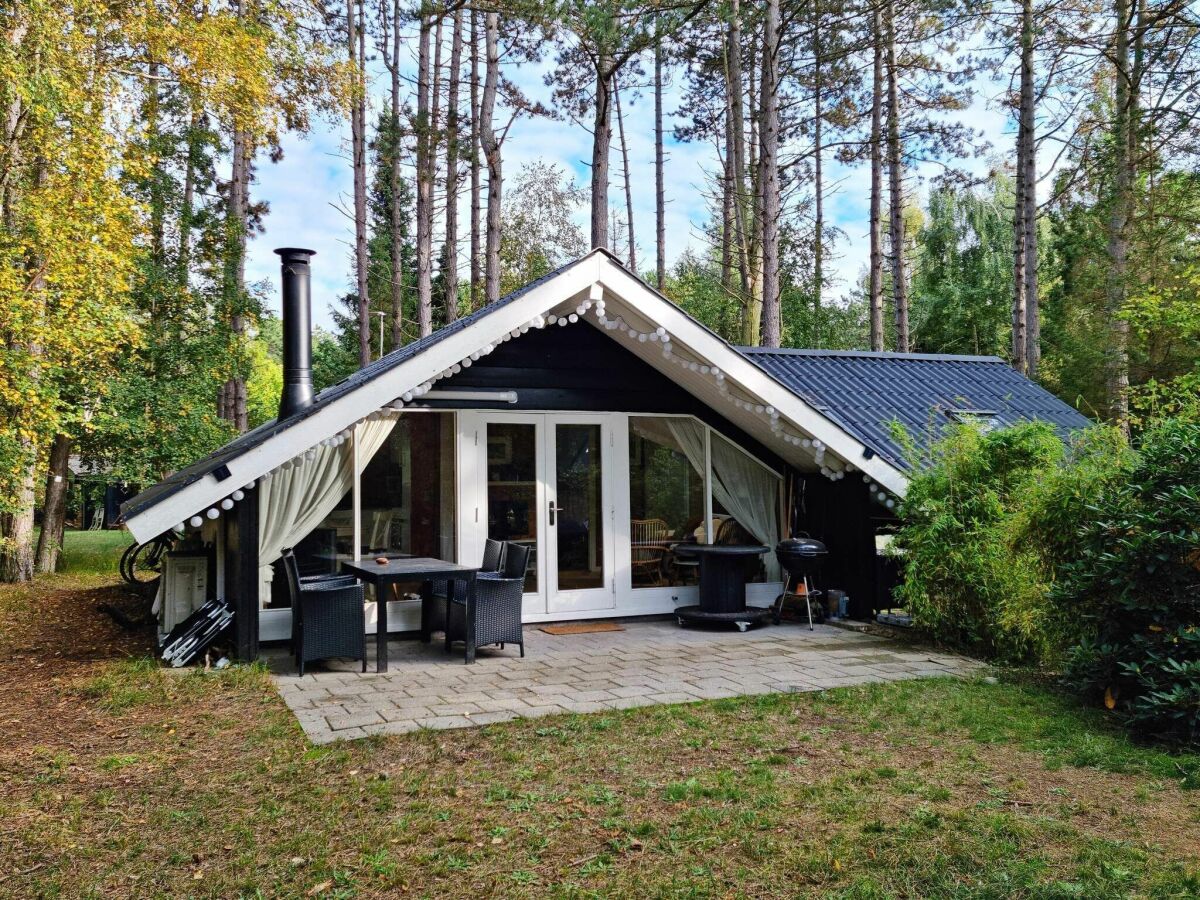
<box><xmin>773</xmin><ymin>536</ymin><xmax>828</xmax><ymax>630</ymax></box>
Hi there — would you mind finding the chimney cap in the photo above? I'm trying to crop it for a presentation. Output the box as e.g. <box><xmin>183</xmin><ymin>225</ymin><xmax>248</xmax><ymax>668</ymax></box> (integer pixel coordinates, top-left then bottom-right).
<box><xmin>274</xmin><ymin>247</ymin><xmax>316</xmax><ymax>260</ymax></box>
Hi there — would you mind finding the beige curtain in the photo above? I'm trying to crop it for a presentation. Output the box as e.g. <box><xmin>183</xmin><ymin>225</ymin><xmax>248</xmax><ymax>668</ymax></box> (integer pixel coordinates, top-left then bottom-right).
<box><xmin>667</xmin><ymin>417</ymin><xmax>782</xmax><ymax>582</ymax></box>
<box><xmin>257</xmin><ymin>417</ymin><xmax>396</xmax><ymax>606</ymax></box>
<box><xmin>710</xmin><ymin>433</ymin><xmax>782</xmax><ymax>582</ymax></box>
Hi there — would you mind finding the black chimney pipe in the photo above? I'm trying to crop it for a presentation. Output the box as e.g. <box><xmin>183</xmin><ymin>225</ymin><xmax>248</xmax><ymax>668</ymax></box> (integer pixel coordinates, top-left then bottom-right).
<box><xmin>275</xmin><ymin>248</ymin><xmax>316</xmax><ymax>420</ymax></box>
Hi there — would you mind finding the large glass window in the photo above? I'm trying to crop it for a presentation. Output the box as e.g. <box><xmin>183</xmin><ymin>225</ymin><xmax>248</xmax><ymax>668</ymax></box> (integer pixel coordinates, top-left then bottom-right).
<box><xmin>628</xmin><ymin>418</ymin><xmax>706</xmax><ymax>587</ymax></box>
<box><xmin>278</xmin><ymin>413</ymin><xmax>456</xmax><ymax>606</ymax></box>
<box><xmin>360</xmin><ymin>412</ymin><xmax>456</xmax><ymax>560</ymax></box>
<box><xmin>628</xmin><ymin>416</ymin><xmax>781</xmax><ymax>588</ymax></box>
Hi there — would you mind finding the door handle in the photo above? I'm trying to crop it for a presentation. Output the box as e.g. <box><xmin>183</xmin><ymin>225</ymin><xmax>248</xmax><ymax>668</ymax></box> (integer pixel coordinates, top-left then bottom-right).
<box><xmin>549</xmin><ymin>501</ymin><xmax>563</xmax><ymax>526</ymax></box>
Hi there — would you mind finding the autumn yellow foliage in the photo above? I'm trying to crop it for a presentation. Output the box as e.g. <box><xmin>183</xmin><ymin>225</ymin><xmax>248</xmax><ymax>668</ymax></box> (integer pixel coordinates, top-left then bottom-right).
<box><xmin>0</xmin><ymin>0</ymin><xmax>344</xmax><ymax>576</ymax></box>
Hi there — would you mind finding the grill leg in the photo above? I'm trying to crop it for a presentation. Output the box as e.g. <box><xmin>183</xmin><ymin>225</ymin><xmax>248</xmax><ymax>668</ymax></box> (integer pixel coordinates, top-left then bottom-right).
<box><xmin>804</xmin><ymin>576</ymin><xmax>814</xmax><ymax>631</ymax></box>
<box><xmin>773</xmin><ymin>575</ymin><xmax>790</xmax><ymax>626</ymax></box>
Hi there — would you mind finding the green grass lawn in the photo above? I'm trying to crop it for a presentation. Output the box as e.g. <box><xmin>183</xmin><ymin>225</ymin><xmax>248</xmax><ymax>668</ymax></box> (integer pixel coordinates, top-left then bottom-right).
<box><xmin>58</xmin><ymin>528</ymin><xmax>130</xmax><ymax>576</ymax></box>
<box><xmin>32</xmin><ymin>527</ymin><xmax>130</xmax><ymax>578</ymax></box>
<box><xmin>3</xmin><ymin>572</ymin><xmax>1200</xmax><ymax>897</ymax></box>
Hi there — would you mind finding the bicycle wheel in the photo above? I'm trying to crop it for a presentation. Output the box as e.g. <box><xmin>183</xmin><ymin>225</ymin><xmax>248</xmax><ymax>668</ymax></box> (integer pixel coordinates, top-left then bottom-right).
<box><xmin>128</xmin><ymin>536</ymin><xmax>173</xmax><ymax>584</ymax></box>
<box><xmin>119</xmin><ymin>542</ymin><xmax>140</xmax><ymax>585</ymax></box>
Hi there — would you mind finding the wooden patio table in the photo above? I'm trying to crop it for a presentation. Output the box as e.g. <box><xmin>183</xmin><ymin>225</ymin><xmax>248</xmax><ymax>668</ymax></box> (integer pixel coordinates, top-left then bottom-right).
<box><xmin>339</xmin><ymin>557</ymin><xmax>479</xmax><ymax>670</ymax></box>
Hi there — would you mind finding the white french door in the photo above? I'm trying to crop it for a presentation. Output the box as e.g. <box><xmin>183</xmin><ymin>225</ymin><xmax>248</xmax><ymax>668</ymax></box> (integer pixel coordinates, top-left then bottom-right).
<box><xmin>458</xmin><ymin>412</ymin><xmax>616</xmax><ymax>618</ymax></box>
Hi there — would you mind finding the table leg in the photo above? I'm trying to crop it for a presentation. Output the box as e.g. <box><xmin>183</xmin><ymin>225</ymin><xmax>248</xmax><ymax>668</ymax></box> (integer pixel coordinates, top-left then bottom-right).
<box><xmin>419</xmin><ymin>580</ymin><xmax>432</xmax><ymax>644</ymax></box>
<box><xmin>464</xmin><ymin>575</ymin><xmax>477</xmax><ymax>664</ymax></box>
<box><xmin>377</xmin><ymin>580</ymin><xmax>389</xmax><ymax>673</ymax></box>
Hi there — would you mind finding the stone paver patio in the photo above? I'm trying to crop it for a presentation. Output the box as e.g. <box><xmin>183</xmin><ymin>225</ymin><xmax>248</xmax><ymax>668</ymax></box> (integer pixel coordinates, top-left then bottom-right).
<box><xmin>266</xmin><ymin>619</ymin><xmax>985</xmax><ymax>743</ymax></box>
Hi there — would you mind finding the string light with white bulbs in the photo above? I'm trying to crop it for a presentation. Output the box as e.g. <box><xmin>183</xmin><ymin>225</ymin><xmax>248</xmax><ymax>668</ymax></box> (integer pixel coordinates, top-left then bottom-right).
<box><xmin>174</xmin><ymin>293</ymin><xmax>899</xmax><ymax>530</ymax></box>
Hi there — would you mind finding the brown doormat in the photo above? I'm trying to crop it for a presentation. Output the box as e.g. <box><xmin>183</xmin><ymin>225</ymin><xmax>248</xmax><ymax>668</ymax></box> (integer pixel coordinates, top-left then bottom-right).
<box><xmin>539</xmin><ymin>622</ymin><xmax>625</xmax><ymax>635</ymax></box>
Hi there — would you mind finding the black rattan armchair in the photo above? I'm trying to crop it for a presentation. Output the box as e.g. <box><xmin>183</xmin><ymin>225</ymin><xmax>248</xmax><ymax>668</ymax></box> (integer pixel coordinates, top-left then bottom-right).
<box><xmin>445</xmin><ymin>541</ymin><xmax>530</xmax><ymax>661</ymax></box>
<box><xmin>422</xmin><ymin>539</ymin><xmax>506</xmax><ymax>642</ymax></box>
<box><xmin>282</xmin><ymin>548</ymin><xmax>366</xmax><ymax>676</ymax></box>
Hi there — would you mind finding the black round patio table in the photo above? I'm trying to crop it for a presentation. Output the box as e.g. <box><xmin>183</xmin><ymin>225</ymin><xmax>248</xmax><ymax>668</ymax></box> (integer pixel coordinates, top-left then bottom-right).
<box><xmin>672</xmin><ymin>544</ymin><xmax>772</xmax><ymax>631</ymax></box>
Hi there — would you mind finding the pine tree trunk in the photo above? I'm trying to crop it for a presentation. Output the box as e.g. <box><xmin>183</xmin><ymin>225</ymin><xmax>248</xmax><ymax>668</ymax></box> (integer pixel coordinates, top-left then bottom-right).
<box><xmin>590</xmin><ymin>63</ymin><xmax>613</xmax><ymax>250</ymax></box>
<box><xmin>388</xmin><ymin>0</ymin><xmax>404</xmax><ymax>349</ymax></box>
<box><xmin>721</xmin><ymin>95</ymin><xmax>734</xmax><ymax>293</ymax></box>
<box><xmin>812</xmin><ymin>0</ymin><xmax>823</xmax><ymax>349</ymax></box>
<box><xmin>758</xmin><ymin>0</ymin><xmax>782</xmax><ymax>348</ymax></box>
<box><xmin>225</xmin><ymin>123</ymin><xmax>250</xmax><ymax>431</ymax></box>
<box><xmin>654</xmin><ymin>25</ymin><xmax>666</xmax><ymax>290</ymax></box>
<box><xmin>443</xmin><ymin>8</ymin><xmax>463</xmax><ymax>323</ymax></box>
<box><xmin>727</xmin><ymin>0</ymin><xmax>750</xmax><ymax>301</ymax></box>
<box><xmin>415</xmin><ymin>9</ymin><xmax>434</xmax><ymax>336</ymax></box>
<box><xmin>34</xmin><ymin>433</ymin><xmax>71</xmax><ymax>573</ymax></box>
<box><xmin>469</xmin><ymin>8</ymin><xmax>482</xmax><ymax>310</ymax></box>
<box><xmin>480</xmin><ymin>11</ymin><xmax>502</xmax><ymax>302</ymax></box>
<box><xmin>1106</xmin><ymin>0</ymin><xmax>1133</xmax><ymax>429</ymax></box>
<box><xmin>730</xmin><ymin>0</ymin><xmax>759</xmax><ymax>344</ymax></box>
<box><xmin>429</xmin><ymin>10</ymin><xmax>445</xmax><ymax>321</ymax></box>
<box><xmin>349</xmin><ymin>0</ymin><xmax>370</xmax><ymax>365</ymax></box>
<box><xmin>885</xmin><ymin>0</ymin><xmax>910</xmax><ymax>353</ymax></box>
<box><xmin>1012</xmin><ymin>98</ymin><xmax>1028</xmax><ymax>373</ymax></box>
<box><xmin>1021</xmin><ymin>0</ymin><xmax>1040</xmax><ymax>377</ymax></box>
<box><xmin>868</xmin><ymin>6</ymin><xmax>885</xmax><ymax>351</ymax></box>
<box><xmin>614</xmin><ymin>77</ymin><xmax>636</xmax><ymax>270</ymax></box>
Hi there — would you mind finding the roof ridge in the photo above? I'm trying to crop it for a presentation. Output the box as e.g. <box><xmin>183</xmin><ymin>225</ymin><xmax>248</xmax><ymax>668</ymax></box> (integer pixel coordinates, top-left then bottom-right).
<box><xmin>738</xmin><ymin>347</ymin><xmax>1006</xmax><ymax>363</ymax></box>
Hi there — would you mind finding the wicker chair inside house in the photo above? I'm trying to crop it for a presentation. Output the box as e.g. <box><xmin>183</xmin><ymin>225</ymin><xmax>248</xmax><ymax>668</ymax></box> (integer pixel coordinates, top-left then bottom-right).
<box><xmin>445</xmin><ymin>541</ymin><xmax>530</xmax><ymax>661</ymax></box>
<box><xmin>281</xmin><ymin>548</ymin><xmax>367</xmax><ymax>676</ymax></box>
<box><xmin>631</xmin><ymin>518</ymin><xmax>671</xmax><ymax>586</ymax></box>
<box><xmin>714</xmin><ymin>518</ymin><xmax>766</xmax><ymax>581</ymax></box>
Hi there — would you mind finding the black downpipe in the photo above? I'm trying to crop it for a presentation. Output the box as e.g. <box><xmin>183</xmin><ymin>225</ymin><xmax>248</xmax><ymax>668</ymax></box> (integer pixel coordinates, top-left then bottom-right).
<box><xmin>275</xmin><ymin>248</ymin><xmax>316</xmax><ymax>420</ymax></box>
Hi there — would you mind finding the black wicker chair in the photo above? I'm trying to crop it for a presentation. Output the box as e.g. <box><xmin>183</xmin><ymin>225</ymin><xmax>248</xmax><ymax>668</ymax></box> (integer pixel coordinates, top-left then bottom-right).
<box><xmin>422</xmin><ymin>539</ymin><xmax>506</xmax><ymax>641</ymax></box>
<box><xmin>445</xmin><ymin>541</ymin><xmax>530</xmax><ymax>661</ymax></box>
<box><xmin>282</xmin><ymin>548</ymin><xmax>367</xmax><ymax>676</ymax></box>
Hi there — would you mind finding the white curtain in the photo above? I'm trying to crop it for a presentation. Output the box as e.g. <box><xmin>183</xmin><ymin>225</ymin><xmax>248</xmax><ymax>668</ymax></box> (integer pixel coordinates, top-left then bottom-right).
<box><xmin>710</xmin><ymin>433</ymin><xmax>781</xmax><ymax>581</ymax></box>
<box><xmin>666</xmin><ymin>417</ymin><xmax>782</xmax><ymax>582</ymax></box>
<box><xmin>257</xmin><ymin>417</ymin><xmax>396</xmax><ymax>606</ymax></box>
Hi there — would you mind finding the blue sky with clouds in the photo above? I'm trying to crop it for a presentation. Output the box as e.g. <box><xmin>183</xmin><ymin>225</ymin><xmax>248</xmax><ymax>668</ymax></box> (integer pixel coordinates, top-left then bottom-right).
<box><xmin>246</xmin><ymin>32</ymin><xmax>1011</xmax><ymax>331</ymax></box>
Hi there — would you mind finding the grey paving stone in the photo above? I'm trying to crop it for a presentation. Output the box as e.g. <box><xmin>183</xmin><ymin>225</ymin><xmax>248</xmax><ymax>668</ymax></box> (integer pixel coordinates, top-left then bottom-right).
<box><xmin>326</xmin><ymin>710</ymin><xmax>384</xmax><ymax>731</ymax></box>
<box><xmin>267</xmin><ymin>618</ymin><xmax>983</xmax><ymax>741</ymax></box>
<box><xmin>417</xmin><ymin>715</ymin><xmax>475</xmax><ymax>730</ymax></box>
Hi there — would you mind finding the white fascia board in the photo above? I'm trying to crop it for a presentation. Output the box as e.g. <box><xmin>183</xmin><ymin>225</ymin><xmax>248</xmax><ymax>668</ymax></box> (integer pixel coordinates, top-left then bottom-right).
<box><xmin>595</xmin><ymin>258</ymin><xmax>909</xmax><ymax>496</ymax></box>
<box><xmin>124</xmin><ymin>254</ymin><xmax>604</xmax><ymax>543</ymax></box>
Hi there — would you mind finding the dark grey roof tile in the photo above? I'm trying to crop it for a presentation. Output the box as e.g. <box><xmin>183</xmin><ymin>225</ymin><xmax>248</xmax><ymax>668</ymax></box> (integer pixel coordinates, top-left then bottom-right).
<box><xmin>740</xmin><ymin>347</ymin><xmax>1092</xmax><ymax>468</ymax></box>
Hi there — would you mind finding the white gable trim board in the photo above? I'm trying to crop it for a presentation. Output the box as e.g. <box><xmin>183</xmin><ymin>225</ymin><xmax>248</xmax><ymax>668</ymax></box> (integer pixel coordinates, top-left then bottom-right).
<box><xmin>590</xmin><ymin>259</ymin><xmax>908</xmax><ymax>496</ymax></box>
<box><xmin>123</xmin><ymin>255</ymin><xmax>601</xmax><ymax>543</ymax></box>
<box><xmin>123</xmin><ymin>250</ymin><xmax>907</xmax><ymax>543</ymax></box>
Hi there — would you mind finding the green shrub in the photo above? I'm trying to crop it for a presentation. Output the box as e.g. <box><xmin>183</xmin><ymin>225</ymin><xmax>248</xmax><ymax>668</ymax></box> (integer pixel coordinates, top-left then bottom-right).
<box><xmin>893</xmin><ymin>422</ymin><xmax>1067</xmax><ymax>662</ymax></box>
<box><xmin>1058</xmin><ymin>419</ymin><xmax>1200</xmax><ymax>742</ymax></box>
<box><xmin>894</xmin><ymin>421</ymin><xmax>1130</xmax><ymax>664</ymax></box>
<box><xmin>1007</xmin><ymin>425</ymin><xmax>1135</xmax><ymax>652</ymax></box>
